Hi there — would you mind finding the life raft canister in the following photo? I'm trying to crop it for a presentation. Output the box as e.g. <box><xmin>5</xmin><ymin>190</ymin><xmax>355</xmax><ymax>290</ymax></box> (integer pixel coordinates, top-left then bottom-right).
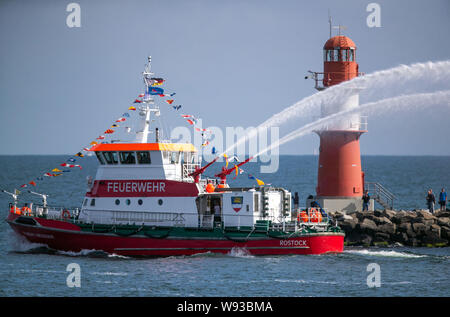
<box><xmin>61</xmin><ymin>209</ymin><xmax>71</xmax><ymax>220</ymax></box>
<box><xmin>205</xmin><ymin>183</ymin><xmax>215</xmax><ymax>193</ymax></box>
<box><xmin>297</xmin><ymin>209</ymin><xmax>309</xmax><ymax>222</ymax></box>
<box><xmin>309</xmin><ymin>208</ymin><xmax>323</xmax><ymax>223</ymax></box>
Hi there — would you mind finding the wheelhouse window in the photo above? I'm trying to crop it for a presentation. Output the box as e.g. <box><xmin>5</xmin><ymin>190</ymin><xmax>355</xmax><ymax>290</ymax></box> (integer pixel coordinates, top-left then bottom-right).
<box><xmin>162</xmin><ymin>151</ymin><xmax>170</xmax><ymax>164</ymax></box>
<box><xmin>137</xmin><ymin>151</ymin><xmax>151</xmax><ymax>164</ymax></box>
<box><xmin>95</xmin><ymin>152</ymin><xmax>105</xmax><ymax>165</ymax></box>
<box><xmin>170</xmin><ymin>151</ymin><xmax>180</xmax><ymax>164</ymax></box>
<box><xmin>119</xmin><ymin>151</ymin><xmax>136</xmax><ymax>164</ymax></box>
<box><xmin>102</xmin><ymin>152</ymin><xmax>118</xmax><ymax>165</ymax></box>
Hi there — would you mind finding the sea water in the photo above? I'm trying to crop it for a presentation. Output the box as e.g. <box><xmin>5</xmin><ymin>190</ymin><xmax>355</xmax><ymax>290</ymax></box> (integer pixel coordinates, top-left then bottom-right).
<box><xmin>0</xmin><ymin>155</ymin><xmax>449</xmax><ymax>297</ymax></box>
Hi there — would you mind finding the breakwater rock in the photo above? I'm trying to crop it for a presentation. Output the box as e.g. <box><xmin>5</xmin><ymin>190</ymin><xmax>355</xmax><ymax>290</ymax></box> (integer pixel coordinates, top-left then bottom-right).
<box><xmin>328</xmin><ymin>209</ymin><xmax>450</xmax><ymax>247</ymax></box>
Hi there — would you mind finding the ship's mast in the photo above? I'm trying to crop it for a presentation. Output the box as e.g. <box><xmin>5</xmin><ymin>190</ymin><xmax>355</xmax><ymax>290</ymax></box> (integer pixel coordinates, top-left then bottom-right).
<box><xmin>136</xmin><ymin>56</ymin><xmax>160</xmax><ymax>143</ymax></box>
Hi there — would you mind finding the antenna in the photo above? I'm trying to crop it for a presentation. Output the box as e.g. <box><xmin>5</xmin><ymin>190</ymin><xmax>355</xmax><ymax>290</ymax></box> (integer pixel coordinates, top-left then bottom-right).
<box><xmin>328</xmin><ymin>10</ymin><xmax>332</xmax><ymax>38</ymax></box>
<box><xmin>333</xmin><ymin>25</ymin><xmax>347</xmax><ymax>36</ymax></box>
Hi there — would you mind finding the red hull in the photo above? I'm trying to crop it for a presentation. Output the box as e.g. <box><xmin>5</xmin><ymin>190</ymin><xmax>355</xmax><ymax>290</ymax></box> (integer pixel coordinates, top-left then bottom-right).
<box><xmin>6</xmin><ymin>214</ymin><xmax>344</xmax><ymax>256</ymax></box>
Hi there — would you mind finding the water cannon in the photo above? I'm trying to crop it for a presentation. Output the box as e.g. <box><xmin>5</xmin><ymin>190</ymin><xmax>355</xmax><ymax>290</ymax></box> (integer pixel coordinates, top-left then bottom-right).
<box><xmin>27</xmin><ymin>190</ymin><xmax>49</xmax><ymax>208</ymax></box>
<box><xmin>189</xmin><ymin>156</ymin><xmax>219</xmax><ymax>183</ymax></box>
<box><xmin>214</xmin><ymin>156</ymin><xmax>253</xmax><ymax>186</ymax></box>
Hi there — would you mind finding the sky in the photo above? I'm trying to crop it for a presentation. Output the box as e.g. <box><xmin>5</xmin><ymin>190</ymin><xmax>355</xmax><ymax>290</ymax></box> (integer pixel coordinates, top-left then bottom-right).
<box><xmin>1</xmin><ymin>0</ymin><xmax>449</xmax><ymax>155</ymax></box>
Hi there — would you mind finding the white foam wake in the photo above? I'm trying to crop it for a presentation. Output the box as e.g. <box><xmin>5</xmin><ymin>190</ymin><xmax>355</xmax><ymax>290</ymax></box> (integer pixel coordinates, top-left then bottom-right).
<box><xmin>344</xmin><ymin>249</ymin><xmax>427</xmax><ymax>258</ymax></box>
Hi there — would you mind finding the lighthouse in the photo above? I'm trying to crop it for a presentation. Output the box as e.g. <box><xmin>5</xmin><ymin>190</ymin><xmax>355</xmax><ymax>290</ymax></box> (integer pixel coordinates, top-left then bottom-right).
<box><xmin>307</xmin><ymin>33</ymin><xmax>373</xmax><ymax>213</ymax></box>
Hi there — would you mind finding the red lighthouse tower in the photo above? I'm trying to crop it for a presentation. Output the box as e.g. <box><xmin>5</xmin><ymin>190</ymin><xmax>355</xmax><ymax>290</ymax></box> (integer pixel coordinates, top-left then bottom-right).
<box><xmin>308</xmin><ymin>33</ymin><xmax>370</xmax><ymax>212</ymax></box>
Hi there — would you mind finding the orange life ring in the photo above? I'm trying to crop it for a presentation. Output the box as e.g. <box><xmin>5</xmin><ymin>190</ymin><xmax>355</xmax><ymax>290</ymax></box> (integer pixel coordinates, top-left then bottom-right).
<box><xmin>62</xmin><ymin>209</ymin><xmax>71</xmax><ymax>220</ymax></box>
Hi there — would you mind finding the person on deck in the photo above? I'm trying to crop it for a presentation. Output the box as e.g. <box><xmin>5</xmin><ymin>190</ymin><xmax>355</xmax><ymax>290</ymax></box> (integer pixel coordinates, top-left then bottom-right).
<box><xmin>20</xmin><ymin>203</ymin><xmax>31</xmax><ymax>216</ymax></box>
<box><xmin>426</xmin><ymin>189</ymin><xmax>436</xmax><ymax>214</ymax></box>
<box><xmin>439</xmin><ymin>188</ymin><xmax>447</xmax><ymax>211</ymax></box>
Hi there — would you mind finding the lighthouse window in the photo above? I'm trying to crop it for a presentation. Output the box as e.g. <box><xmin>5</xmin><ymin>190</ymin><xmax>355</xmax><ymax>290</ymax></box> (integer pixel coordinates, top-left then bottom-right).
<box><xmin>342</xmin><ymin>49</ymin><xmax>348</xmax><ymax>61</ymax></box>
<box><xmin>95</xmin><ymin>152</ymin><xmax>105</xmax><ymax>165</ymax></box>
<box><xmin>327</xmin><ymin>50</ymin><xmax>333</xmax><ymax>61</ymax></box>
<box><xmin>137</xmin><ymin>151</ymin><xmax>151</xmax><ymax>164</ymax></box>
<box><xmin>119</xmin><ymin>151</ymin><xmax>136</xmax><ymax>164</ymax></box>
<box><xmin>349</xmin><ymin>49</ymin><xmax>355</xmax><ymax>62</ymax></box>
<box><xmin>115</xmin><ymin>199</ymin><xmax>120</xmax><ymax>205</ymax></box>
<box><xmin>334</xmin><ymin>49</ymin><xmax>340</xmax><ymax>61</ymax></box>
<box><xmin>158</xmin><ymin>199</ymin><xmax>163</xmax><ymax>206</ymax></box>
<box><xmin>138</xmin><ymin>199</ymin><xmax>143</xmax><ymax>205</ymax></box>
<box><xmin>126</xmin><ymin>199</ymin><xmax>131</xmax><ymax>205</ymax></box>
<box><xmin>90</xmin><ymin>199</ymin><xmax>96</xmax><ymax>206</ymax></box>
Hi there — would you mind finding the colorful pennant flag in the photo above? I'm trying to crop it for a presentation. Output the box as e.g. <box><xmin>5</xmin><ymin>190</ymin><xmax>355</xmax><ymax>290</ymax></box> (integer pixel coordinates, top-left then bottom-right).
<box><xmin>166</xmin><ymin>100</ymin><xmax>174</xmax><ymax>105</ymax></box>
<box><xmin>52</xmin><ymin>168</ymin><xmax>62</xmax><ymax>172</ymax></box>
<box><xmin>224</xmin><ymin>154</ymin><xmax>229</xmax><ymax>168</ymax></box>
<box><xmin>148</xmin><ymin>87</ymin><xmax>164</xmax><ymax>95</ymax></box>
<box><xmin>29</xmin><ymin>181</ymin><xmax>36</xmax><ymax>186</ymax></box>
<box><xmin>134</xmin><ymin>99</ymin><xmax>142</xmax><ymax>103</ymax></box>
<box><xmin>104</xmin><ymin>129</ymin><xmax>114</xmax><ymax>134</ymax></box>
<box><xmin>172</xmin><ymin>105</ymin><xmax>182</xmax><ymax>110</ymax></box>
<box><xmin>128</xmin><ymin>106</ymin><xmax>136</xmax><ymax>111</ymax></box>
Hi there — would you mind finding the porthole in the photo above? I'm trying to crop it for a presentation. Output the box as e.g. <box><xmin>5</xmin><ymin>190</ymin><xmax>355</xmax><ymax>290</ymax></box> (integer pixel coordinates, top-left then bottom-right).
<box><xmin>138</xmin><ymin>199</ymin><xmax>143</xmax><ymax>205</ymax></box>
<box><xmin>158</xmin><ymin>199</ymin><xmax>163</xmax><ymax>206</ymax></box>
<box><xmin>126</xmin><ymin>199</ymin><xmax>131</xmax><ymax>205</ymax></box>
<box><xmin>115</xmin><ymin>199</ymin><xmax>120</xmax><ymax>205</ymax></box>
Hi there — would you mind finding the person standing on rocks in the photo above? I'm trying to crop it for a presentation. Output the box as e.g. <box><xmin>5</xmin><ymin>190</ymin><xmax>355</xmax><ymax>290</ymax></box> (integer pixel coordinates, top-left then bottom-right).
<box><xmin>426</xmin><ymin>189</ymin><xmax>436</xmax><ymax>213</ymax></box>
<box><xmin>439</xmin><ymin>188</ymin><xmax>447</xmax><ymax>211</ymax></box>
<box><xmin>362</xmin><ymin>190</ymin><xmax>370</xmax><ymax>211</ymax></box>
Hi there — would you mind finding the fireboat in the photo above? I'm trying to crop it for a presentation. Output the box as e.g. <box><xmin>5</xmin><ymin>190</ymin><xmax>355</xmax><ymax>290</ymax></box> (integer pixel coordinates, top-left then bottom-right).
<box><xmin>5</xmin><ymin>57</ymin><xmax>344</xmax><ymax>256</ymax></box>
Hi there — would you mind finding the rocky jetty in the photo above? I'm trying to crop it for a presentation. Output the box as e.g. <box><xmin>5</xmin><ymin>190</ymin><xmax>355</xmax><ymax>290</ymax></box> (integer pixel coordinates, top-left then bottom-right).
<box><xmin>328</xmin><ymin>209</ymin><xmax>450</xmax><ymax>247</ymax></box>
